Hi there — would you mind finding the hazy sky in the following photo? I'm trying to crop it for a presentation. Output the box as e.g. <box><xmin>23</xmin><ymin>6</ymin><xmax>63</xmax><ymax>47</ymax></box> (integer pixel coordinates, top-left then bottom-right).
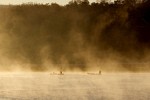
<box><xmin>0</xmin><ymin>0</ymin><xmax>97</xmax><ymax>5</ymax></box>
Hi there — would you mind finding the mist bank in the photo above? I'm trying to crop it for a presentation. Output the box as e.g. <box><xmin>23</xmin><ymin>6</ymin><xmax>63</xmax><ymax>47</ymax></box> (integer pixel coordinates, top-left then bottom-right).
<box><xmin>0</xmin><ymin>0</ymin><xmax>150</xmax><ymax>72</ymax></box>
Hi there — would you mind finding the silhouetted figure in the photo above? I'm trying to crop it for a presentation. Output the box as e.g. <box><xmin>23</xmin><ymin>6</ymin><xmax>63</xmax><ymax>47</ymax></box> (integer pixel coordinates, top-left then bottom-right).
<box><xmin>99</xmin><ymin>70</ymin><xmax>101</xmax><ymax>75</ymax></box>
<box><xmin>60</xmin><ymin>71</ymin><xmax>64</xmax><ymax>75</ymax></box>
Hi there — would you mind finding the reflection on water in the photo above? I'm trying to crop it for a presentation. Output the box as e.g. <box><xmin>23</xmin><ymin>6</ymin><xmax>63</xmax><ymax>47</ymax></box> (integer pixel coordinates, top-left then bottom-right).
<box><xmin>0</xmin><ymin>73</ymin><xmax>150</xmax><ymax>100</ymax></box>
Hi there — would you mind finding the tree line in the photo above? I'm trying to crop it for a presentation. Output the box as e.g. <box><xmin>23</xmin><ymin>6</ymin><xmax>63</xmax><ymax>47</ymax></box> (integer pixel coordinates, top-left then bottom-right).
<box><xmin>0</xmin><ymin>0</ymin><xmax>149</xmax><ymax>71</ymax></box>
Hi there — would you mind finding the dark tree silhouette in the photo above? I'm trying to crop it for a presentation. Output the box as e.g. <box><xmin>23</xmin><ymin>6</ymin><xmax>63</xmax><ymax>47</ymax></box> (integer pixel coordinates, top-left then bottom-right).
<box><xmin>0</xmin><ymin>0</ymin><xmax>149</xmax><ymax>71</ymax></box>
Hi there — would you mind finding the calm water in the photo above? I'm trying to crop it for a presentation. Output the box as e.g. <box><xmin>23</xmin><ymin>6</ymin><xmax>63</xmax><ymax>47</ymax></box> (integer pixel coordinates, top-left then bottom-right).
<box><xmin>0</xmin><ymin>73</ymin><xmax>149</xmax><ymax>100</ymax></box>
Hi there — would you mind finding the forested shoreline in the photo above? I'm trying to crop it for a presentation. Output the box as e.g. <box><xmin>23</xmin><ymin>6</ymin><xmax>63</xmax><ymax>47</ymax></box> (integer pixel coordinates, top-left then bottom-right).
<box><xmin>0</xmin><ymin>0</ymin><xmax>150</xmax><ymax>72</ymax></box>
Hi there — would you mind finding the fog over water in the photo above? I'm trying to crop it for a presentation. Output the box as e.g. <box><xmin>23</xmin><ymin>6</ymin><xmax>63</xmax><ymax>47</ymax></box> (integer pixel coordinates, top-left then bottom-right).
<box><xmin>0</xmin><ymin>0</ymin><xmax>150</xmax><ymax>72</ymax></box>
<box><xmin>0</xmin><ymin>73</ymin><xmax>150</xmax><ymax>100</ymax></box>
<box><xmin>0</xmin><ymin>1</ymin><xmax>149</xmax><ymax>99</ymax></box>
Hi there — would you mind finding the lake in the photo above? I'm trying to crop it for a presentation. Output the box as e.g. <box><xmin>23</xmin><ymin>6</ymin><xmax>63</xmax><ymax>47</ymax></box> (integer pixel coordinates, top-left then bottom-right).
<box><xmin>0</xmin><ymin>72</ymin><xmax>149</xmax><ymax>100</ymax></box>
